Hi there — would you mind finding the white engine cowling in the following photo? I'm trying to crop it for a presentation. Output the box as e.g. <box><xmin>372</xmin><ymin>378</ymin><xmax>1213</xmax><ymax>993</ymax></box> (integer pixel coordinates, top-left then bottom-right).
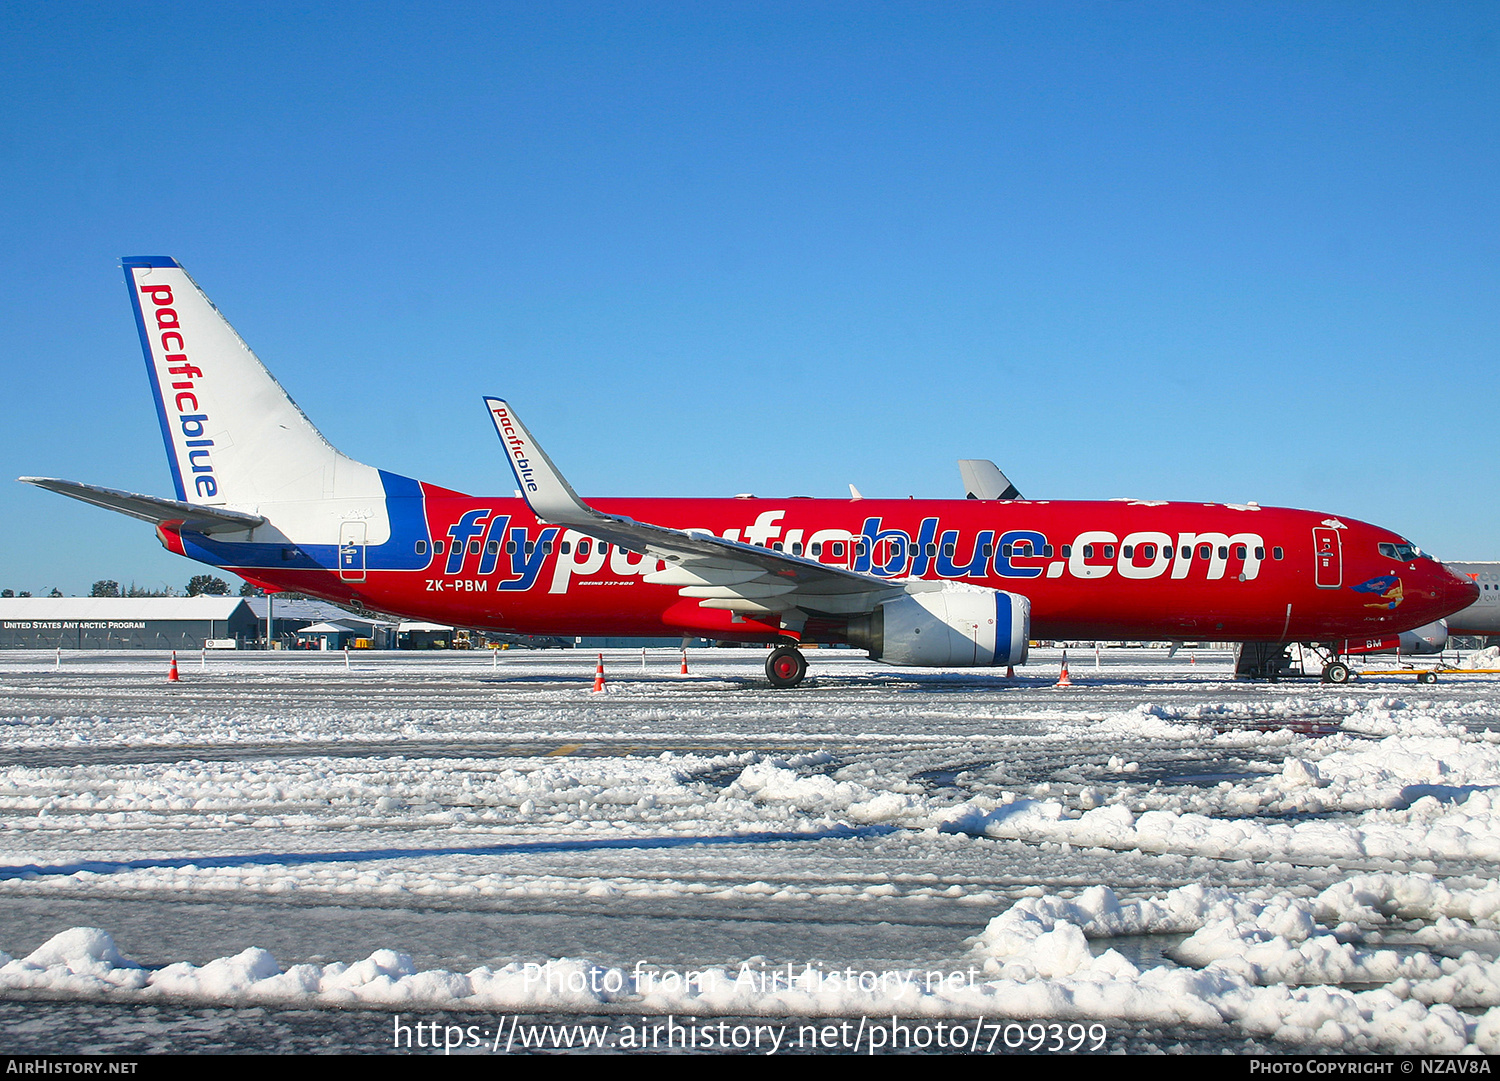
<box><xmin>846</xmin><ymin>585</ymin><xmax>1030</xmax><ymax>667</ymax></box>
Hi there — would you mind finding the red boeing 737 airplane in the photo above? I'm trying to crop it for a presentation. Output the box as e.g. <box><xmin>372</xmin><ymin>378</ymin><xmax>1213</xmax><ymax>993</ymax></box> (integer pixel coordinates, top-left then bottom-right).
<box><xmin>19</xmin><ymin>258</ymin><xmax>1479</xmax><ymax>686</ymax></box>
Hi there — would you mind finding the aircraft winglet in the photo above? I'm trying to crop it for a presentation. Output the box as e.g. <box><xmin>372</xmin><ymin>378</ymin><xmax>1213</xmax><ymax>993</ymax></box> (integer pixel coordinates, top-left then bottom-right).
<box><xmin>480</xmin><ymin>397</ymin><xmax>900</xmax><ymax>602</ymax></box>
<box><xmin>483</xmin><ymin>398</ymin><xmax>615</xmax><ymax>528</ymax></box>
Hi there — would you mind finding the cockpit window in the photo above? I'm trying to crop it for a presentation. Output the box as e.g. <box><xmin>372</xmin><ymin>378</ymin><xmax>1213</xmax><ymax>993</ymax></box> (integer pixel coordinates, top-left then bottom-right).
<box><xmin>1379</xmin><ymin>541</ymin><xmax>1423</xmax><ymax>561</ymax></box>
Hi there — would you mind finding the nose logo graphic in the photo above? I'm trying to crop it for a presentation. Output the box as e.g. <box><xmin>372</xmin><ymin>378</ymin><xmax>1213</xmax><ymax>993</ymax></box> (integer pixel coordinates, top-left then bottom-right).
<box><xmin>1351</xmin><ymin>575</ymin><xmax>1403</xmax><ymax>610</ymax></box>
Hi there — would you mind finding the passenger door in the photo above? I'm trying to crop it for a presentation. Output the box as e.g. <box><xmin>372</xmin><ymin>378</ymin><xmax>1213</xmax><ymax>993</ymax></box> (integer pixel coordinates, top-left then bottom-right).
<box><xmin>339</xmin><ymin>521</ymin><xmax>367</xmax><ymax>582</ymax></box>
<box><xmin>1313</xmin><ymin>527</ymin><xmax>1342</xmax><ymax>588</ymax></box>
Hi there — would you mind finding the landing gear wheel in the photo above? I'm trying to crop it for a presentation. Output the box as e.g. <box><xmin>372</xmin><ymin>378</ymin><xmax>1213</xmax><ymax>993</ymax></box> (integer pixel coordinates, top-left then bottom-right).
<box><xmin>1418</xmin><ymin>670</ymin><xmax>1438</xmax><ymax>685</ymax></box>
<box><xmin>766</xmin><ymin>645</ymin><xmax>807</xmax><ymax>688</ymax></box>
<box><xmin>1323</xmin><ymin>661</ymin><xmax>1351</xmax><ymax>685</ymax></box>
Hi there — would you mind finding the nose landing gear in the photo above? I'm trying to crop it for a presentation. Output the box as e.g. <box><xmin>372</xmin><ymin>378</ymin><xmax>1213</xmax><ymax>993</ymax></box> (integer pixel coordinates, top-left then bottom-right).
<box><xmin>1322</xmin><ymin>660</ymin><xmax>1351</xmax><ymax>684</ymax></box>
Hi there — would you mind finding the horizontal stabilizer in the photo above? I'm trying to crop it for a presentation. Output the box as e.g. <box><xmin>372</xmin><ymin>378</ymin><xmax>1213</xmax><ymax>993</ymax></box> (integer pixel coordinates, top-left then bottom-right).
<box><xmin>18</xmin><ymin>477</ymin><xmax>266</xmax><ymax>534</ymax></box>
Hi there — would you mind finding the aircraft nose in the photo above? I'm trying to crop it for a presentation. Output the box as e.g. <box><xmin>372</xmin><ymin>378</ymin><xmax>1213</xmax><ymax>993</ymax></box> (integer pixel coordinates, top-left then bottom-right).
<box><xmin>1438</xmin><ymin>563</ymin><xmax>1480</xmax><ymax>615</ymax></box>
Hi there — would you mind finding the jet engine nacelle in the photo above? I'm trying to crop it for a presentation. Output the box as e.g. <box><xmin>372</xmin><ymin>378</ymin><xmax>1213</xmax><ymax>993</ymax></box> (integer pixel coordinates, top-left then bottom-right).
<box><xmin>845</xmin><ymin>584</ymin><xmax>1030</xmax><ymax>667</ymax></box>
<box><xmin>1342</xmin><ymin>619</ymin><xmax>1448</xmax><ymax>657</ymax></box>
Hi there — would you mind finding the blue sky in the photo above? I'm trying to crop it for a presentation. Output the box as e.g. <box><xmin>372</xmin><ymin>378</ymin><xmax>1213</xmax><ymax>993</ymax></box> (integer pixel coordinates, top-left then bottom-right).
<box><xmin>2</xmin><ymin>2</ymin><xmax>1496</xmax><ymax>596</ymax></box>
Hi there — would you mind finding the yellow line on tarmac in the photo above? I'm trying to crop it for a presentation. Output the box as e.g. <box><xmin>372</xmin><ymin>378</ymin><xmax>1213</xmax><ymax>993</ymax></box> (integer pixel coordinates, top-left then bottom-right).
<box><xmin>1359</xmin><ymin>668</ymin><xmax>1500</xmax><ymax>676</ymax></box>
<box><xmin>545</xmin><ymin>743</ymin><xmax>582</xmax><ymax>756</ymax></box>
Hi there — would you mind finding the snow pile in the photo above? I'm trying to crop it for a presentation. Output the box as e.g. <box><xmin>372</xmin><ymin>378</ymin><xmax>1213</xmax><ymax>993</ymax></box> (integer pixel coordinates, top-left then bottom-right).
<box><xmin>1460</xmin><ymin>646</ymin><xmax>1500</xmax><ymax>670</ymax></box>
<box><xmin>1339</xmin><ymin>698</ymin><xmax>1472</xmax><ymax>738</ymax></box>
<box><xmin>950</xmin><ymin>784</ymin><xmax>1500</xmax><ymax>862</ymax></box>
<box><xmin>725</xmin><ymin>755</ymin><xmax>930</xmax><ymax>824</ymax></box>
<box><xmin>966</xmin><ymin>878</ymin><xmax>1500</xmax><ymax>1052</ymax></box>
<box><xmin>939</xmin><ymin>701</ymin><xmax>1500</xmax><ymax>862</ymax></box>
<box><xmin>0</xmin><ymin>928</ymin><xmax>148</xmax><ymax>993</ymax></box>
<box><xmin>1093</xmin><ymin>703</ymin><xmax>1216</xmax><ymax>740</ymax></box>
<box><xmin>8</xmin><ymin>873</ymin><xmax>1499</xmax><ymax>1052</ymax></box>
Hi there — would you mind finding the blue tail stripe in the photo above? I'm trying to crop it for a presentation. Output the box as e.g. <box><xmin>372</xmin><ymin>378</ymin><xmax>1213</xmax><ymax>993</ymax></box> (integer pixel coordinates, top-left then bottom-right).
<box><xmin>123</xmin><ymin>260</ymin><xmax>187</xmax><ymax>501</ymax></box>
<box><xmin>176</xmin><ymin>470</ymin><xmax>438</xmax><ymax>573</ymax></box>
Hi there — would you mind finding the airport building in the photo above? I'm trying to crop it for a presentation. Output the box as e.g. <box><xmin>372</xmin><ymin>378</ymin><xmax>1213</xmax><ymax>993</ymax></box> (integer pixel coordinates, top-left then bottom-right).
<box><xmin>0</xmin><ymin>596</ymin><xmax>259</xmax><ymax>650</ymax></box>
<box><xmin>0</xmin><ymin>596</ymin><xmax>406</xmax><ymax>650</ymax></box>
<box><xmin>242</xmin><ymin>597</ymin><xmax>398</xmax><ymax>649</ymax></box>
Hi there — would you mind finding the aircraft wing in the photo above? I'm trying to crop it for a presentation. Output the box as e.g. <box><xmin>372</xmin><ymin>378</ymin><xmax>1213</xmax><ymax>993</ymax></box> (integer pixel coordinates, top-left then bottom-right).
<box><xmin>484</xmin><ymin>399</ymin><xmax>904</xmax><ymax>618</ymax></box>
<box><xmin>18</xmin><ymin>477</ymin><xmax>266</xmax><ymax>535</ymax></box>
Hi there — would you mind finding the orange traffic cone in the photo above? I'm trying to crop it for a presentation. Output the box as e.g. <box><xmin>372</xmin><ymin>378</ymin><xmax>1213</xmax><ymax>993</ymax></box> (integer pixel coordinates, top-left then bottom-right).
<box><xmin>680</xmin><ymin>650</ymin><xmax>689</xmax><ymax>675</ymax></box>
<box><xmin>1005</xmin><ymin>666</ymin><xmax>1014</xmax><ymax>678</ymax></box>
<box><xmin>592</xmin><ymin>653</ymin><xmax>606</xmax><ymax>693</ymax></box>
<box><xmin>168</xmin><ymin>651</ymin><xmax>180</xmax><ymax>682</ymax></box>
<box><xmin>1190</xmin><ymin>651</ymin><xmax>1196</xmax><ymax>665</ymax></box>
<box><xmin>1054</xmin><ymin>651</ymin><xmax>1072</xmax><ymax>688</ymax></box>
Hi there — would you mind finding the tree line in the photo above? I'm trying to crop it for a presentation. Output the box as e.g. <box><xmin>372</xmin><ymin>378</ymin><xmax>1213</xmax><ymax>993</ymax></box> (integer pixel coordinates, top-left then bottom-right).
<box><xmin>2</xmin><ymin>576</ymin><xmax>259</xmax><ymax>599</ymax></box>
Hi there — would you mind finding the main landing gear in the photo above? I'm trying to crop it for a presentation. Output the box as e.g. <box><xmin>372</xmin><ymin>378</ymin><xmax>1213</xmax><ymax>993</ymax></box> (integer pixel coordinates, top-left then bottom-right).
<box><xmin>766</xmin><ymin>645</ymin><xmax>808</xmax><ymax>688</ymax></box>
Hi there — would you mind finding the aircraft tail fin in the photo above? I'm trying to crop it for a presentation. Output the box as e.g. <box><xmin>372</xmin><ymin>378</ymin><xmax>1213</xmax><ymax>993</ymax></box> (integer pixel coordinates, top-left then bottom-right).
<box><xmin>958</xmin><ymin>459</ymin><xmax>1021</xmax><ymax>500</ymax></box>
<box><xmin>123</xmin><ymin>257</ymin><xmax>378</xmax><ymax>508</ymax></box>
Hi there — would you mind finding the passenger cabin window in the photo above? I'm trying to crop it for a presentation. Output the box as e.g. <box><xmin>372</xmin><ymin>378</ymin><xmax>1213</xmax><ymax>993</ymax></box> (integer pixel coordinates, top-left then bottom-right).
<box><xmin>487</xmin><ymin>540</ymin><xmax>500</xmax><ymax>554</ymax></box>
<box><xmin>560</xmin><ymin>541</ymin><xmax>571</xmax><ymax>554</ymax></box>
<box><xmin>810</xmin><ymin>542</ymin><xmax>822</xmax><ymax>556</ymax></box>
<box><xmin>1273</xmin><ymin>547</ymin><xmax>1283</xmax><ymax>560</ymax></box>
<box><xmin>1234</xmin><ymin>545</ymin><xmax>1246</xmax><ymax>559</ymax></box>
<box><xmin>1122</xmin><ymin>545</ymin><xmax>1134</xmax><ymax>558</ymax></box>
<box><xmin>1198</xmin><ymin>544</ymin><xmax>1211</xmax><ymax>560</ymax></box>
<box><xmin>1103</xmin><ymin>545</ymin><xmax>1115</xmax><ymax>559</ymax></box>
<box><xmin>415</xmin><ymin>540</ymin><xmax>428</xmax><ymax>555</ymax></box>
<box><xmin>433</xmin><ymin>541</ymin><xmax>444</xmax><ymax>554</ymax></box>
<box><xmin>468</xmin><ymin>540</ymin><xmax>481</xmax><ymax>555</ymax></box>
<box><xmin>982</xmin><ymin>544</ymin><xmax>994</xmax><ymax>558</ymax></box>
<box><xmin>1082</xmin><ymin>545</ymin><xmax>1094</xmax><ymax>559</ymax></box>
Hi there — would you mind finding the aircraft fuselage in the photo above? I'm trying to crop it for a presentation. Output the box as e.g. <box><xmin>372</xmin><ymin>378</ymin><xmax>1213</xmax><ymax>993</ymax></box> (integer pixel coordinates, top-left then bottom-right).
<box><xmin>161</xmin><ymin>484</ymin><xmax>1475</xmax><ymax>646</ymax></box>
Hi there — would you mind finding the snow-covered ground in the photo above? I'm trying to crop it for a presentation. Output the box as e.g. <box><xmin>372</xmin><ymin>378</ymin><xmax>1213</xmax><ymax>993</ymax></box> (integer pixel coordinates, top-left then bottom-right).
<box><xmin>1</xmin><ymin>646</ymin><xmax>1497</xmax><ymax>1054</ymax></box>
